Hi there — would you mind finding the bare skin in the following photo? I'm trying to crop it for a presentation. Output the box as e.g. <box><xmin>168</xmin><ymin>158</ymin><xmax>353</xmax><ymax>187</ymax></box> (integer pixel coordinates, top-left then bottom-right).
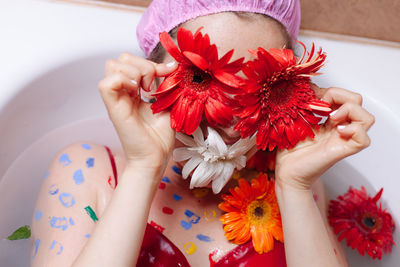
<box><xmin>31</xmin><ymin>12</ymin><xmax>374</xmax><ymax>267</ymax></box>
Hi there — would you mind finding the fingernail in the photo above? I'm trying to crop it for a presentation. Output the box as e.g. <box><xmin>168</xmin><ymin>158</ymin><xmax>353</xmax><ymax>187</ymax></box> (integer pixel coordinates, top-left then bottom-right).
<box><xmin>130</xmin><ymin>79</ymin><xmax>138</xmax><ymax>85</ymax></box>
<box><xmin>166</xmin><ymin>61</ymin><xmax>176</xmax><ymax>68</ymax></box>
<box><xmin>330</xmin><ymin>109</ymin><xmax>338</xmax><ymax>117</ymax></box>
<box><xmin>337</xmin><ymin>125</ymin><xmax>346</xmax><ymax>130</ymax></box>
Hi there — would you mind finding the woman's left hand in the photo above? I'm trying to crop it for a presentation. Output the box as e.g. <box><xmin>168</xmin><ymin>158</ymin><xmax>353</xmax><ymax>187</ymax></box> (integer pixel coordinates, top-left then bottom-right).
<box><xmin>275</xmin><ymin>87</ymin><xmax>375</xmax><ymax>191</ymax></box>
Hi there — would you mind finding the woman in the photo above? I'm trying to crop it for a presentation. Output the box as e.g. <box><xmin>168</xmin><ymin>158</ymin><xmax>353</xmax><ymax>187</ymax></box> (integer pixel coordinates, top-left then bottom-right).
<box><xmin>31</xmin><ymin>1</ymin><xmax>374</xmax><ymax>266</ymax></box>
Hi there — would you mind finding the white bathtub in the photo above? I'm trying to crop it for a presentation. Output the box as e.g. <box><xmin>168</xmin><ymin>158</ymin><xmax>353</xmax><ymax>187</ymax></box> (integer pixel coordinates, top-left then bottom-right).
<box><xmin>0</xmin><ymin>1</ymin><xmax>399</xmax><ymax>266</ymax></box>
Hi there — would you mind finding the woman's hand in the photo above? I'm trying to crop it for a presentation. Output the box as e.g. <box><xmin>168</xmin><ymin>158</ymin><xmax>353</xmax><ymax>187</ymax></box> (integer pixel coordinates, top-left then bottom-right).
<box><xmin>275</xmin><ymin>87</ymin><xmax>375</xmax><ymax>191</ymax></box>
<box><xmin>98</xmin><ymin>53</ymin><xmax>178</xmax><ymax>174</ymax></box>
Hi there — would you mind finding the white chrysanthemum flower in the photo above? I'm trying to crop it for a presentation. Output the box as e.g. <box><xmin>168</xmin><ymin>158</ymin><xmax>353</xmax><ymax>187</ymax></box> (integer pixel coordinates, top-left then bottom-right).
<box><xmin>173</xmin><ymin>127</ymin><xmax>256</xmax><ymax>194</ymax></box>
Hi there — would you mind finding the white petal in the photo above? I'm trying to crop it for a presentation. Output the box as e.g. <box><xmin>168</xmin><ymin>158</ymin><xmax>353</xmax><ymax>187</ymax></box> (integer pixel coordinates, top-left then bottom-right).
<box><xmin>228</xmin><ymin>135</ymin><xmax>256</xmax><ymax>159</ymax></box>
<box><xmin>194</xmin><ymin>163</ymin><xmax>217</xmax><ymax>188</ymax></box>
<box><xmin>182</xmin><ymin>157</ymin><xmax>203</xmax><ymax>179</ymax></box>
<box><xmin>190</xmin><ymin>161</ymin><xmax>209</xmax><ymax>189</ymax></box>
<box><xmin>192</xmin><ymin>127</ymin><xmax>205</xmax><ymax>146</ymax></box>
<box><xmin>176</xmin><ymin>132</ymin><xmax>196</xmax><ymax>147</ymax></box>
<box><xmin>173</xmin><ymin>147</ymin><xmax>198</xmax><ymax>162</ymax></box>
<box><xmin>212</xmin><ymin>162</ymin><xmax>235</xmax><ymax>194</ymax></box>
<box><xmin>207</xmin><ymin>127</ymin><xmax>228</xmax><ymax>155</ymax></box>
<box><xmin>212</xmin><ymin>161</ymin><xmax>225</xmax><ymax>180</ymax></box>
<box><xmin>233</xmin><ymin>156</ymin><xmax>247</xmax><ymax>170</ymax></box>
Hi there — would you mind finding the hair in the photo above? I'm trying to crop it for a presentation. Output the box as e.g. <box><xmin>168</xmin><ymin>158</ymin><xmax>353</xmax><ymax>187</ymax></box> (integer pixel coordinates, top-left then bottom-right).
<box><xmin>148</xmin><ymin>12</ymin><xmax>293</xmax><ymax>63</ymax></box>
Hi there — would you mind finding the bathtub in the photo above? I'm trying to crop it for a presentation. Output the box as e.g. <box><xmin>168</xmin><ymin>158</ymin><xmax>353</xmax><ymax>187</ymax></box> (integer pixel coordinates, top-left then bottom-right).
<box><xmin>0</xmin><ymin>0</ymin><xmax>399</xmax><ymax>266</ymax></box>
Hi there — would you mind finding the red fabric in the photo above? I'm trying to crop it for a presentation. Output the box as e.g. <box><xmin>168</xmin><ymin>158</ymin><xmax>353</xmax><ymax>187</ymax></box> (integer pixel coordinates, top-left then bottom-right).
<box><xmin>210</xmin><ymin>240</ymin><xmax>286</xmax><ymax>267</ymax></box>
<box><xmin>137</xmin><ymin>224</ymin><xmax>286</xmax><ymax>267</ymax></box>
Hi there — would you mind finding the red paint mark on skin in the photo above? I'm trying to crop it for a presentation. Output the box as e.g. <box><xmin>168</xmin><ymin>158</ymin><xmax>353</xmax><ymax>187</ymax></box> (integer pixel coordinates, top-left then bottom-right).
<box><xmin>150</xmin><ymin>220</ymin><xmax>165</xmax><ymax>233</ymax></box>
<box><xmin>105</xmin><ymin>146</ymin><xmax>118</xmax><ymax>187</ymax></box>
<box><xmin>334</xmin><ymin>248</ymin><xmax>337</xmax><ymax>255</ymax></box>
<box><xmin>313</xmin><ymin>194</ymin><xmax>318</xmax><ymax>202</ymax></box>
<box><xmin>107</xmin><ymin>176</ymin><xmax>115</xmax><ymax>189</ymax></box>
<box><xmin>162</xmin><ymin>207</ymin><xmax>174</xmax><ymax>215</ymax></box>
<box><xmin>159</xmin><ymin>182</ymin><xmax>166</xmax><ymax>189</ymax></box>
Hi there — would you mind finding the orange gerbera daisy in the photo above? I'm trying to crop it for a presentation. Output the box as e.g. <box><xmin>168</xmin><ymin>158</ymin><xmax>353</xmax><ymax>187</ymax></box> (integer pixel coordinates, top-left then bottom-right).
<box><xmin>218</xmin><ymin>173</ymin><xmax>283</xmax><ymax>254</ymax></box>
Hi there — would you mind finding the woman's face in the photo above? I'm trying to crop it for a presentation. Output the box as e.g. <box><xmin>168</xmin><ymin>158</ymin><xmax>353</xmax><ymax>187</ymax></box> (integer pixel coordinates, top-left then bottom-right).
<box><xmin>162</xmin><ymin>12</ymin><xmax>289</xmax><ymax>143</ymax></box>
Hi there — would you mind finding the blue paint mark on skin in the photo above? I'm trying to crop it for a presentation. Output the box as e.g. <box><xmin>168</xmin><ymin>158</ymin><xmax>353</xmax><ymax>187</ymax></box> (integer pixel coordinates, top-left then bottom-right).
<box><xmin>161</xmin><ymin>176</ymin><xmax>170</xmax><ymax>183</ymax></box>
<box><xmin>32</xmin><ymin>238</ymin><xmax>40</xmax><ymax>259</ymax></box>
<box><xmin>48</xmin><ymin>185</ymin><xmax>59</xmax><ymax>195</ymax></box>
<box><xmin>86</xmin><ymin>158</ymin><xmax>95</xmax><ymax>168</ymax></box>
<box><xmin>34</xmin><ymin>210</ymin><xmax>43</xmax><ymax>221</ymax></box>
<box><xmin>85</xmin><ymin>234</ymin><xmax>91</xmax><ymax>238</ymax></box>
<box><xmin>181</xmin><ymin>220</ymin><xmax>192</xmax><ymax>230</ymax></box>
<box><xmin>69</xmin><ymin>217</ymin><xmax>75</xmax><ymax>226</ymax></box>
<box><xmin>50</xmin><ymin>240</ymin><xmax>63</xmax><ymax>255</ymax></box>
<box><xmin>59</xmin><ymin>153</ymin><xmax>72</xmax><ymax>166</ymax></box>
<box><xmin>184</xmin><ymin>210</ymin><xmax>194</xmax><ymax>217</ymax></box>
<box><xmin>73</xmin><ymin>169</ymin><xmax>84</xmax><ymax>185</ymax></box>
<box><xmin>196</xmin><ymin>234</ymin><xmax>213</xmax><ymax>242</ymax></box>
<box><xmin>172</xmin><ymin>165</ymin><xmax>182</xmax><ymax>175</ymax></box>
<box><xmin>184</xmin><ymin>209</ymin><xmax>200</xmax><ymax>224</ymax></box>
<box><xmin>59</xmin><ymin>192</ymin><xmax>76</xmax><ymax>208</ymax></box>
<box><xmin>81</xmin><ymin>144</ymin><xmax>92</xmax><ymax>150</ymax></box>
<box><xmin>44</xmin><ymin>170</ymin><xmax>50</xmax><ymax>179</ymax></box>
<box><xmin>173</xmin><ymin>194</ymin><xmax>182</xmax><ymax>201</ymax></box>
<box><xmin>49</xmin><ymin>216</ymin><xmax>69</xmax><ymax>231</ymax></box>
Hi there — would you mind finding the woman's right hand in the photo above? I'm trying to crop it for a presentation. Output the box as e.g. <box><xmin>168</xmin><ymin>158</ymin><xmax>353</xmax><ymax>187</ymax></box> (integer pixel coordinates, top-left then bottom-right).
<box><xmin>98</xmin><ymin>53</ymin><xmax>178</xmax><ymax>174</ymax></box>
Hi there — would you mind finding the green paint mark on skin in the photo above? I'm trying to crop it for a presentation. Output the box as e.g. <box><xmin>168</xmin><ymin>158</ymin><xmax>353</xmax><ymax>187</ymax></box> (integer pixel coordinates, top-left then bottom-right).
<box><xmin>7</xmin><ymin>225</ymin><xmax>31</xmax><ymax>240</ymax></box>
<box><xmin>84</xmin><ymin>206</ymin><xmax>98</xmax><ymax>222</ymax></box>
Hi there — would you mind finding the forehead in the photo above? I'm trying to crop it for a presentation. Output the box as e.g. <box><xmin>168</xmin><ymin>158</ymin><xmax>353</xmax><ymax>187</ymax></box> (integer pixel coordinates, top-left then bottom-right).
<box><xmin>180</xmin><ymin>12</ymin><xmax>288</xmax><ymax>61</ymax></box>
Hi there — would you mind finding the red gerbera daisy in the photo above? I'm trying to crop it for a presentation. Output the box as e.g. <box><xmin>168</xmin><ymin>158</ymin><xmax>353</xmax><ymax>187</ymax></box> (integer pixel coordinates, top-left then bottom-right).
<box><xmin>151</xmin><ymin>27</ymin><xmax>244</xmax><ymax>134</ymax></box>
<box><xmin>246</xmin><ymin>149</ymin><xmax>277</xmax><ymax>173</ymax></box>
<box><xmin>234</xmin><ymin>43</ymin><xmax>331</xmax><ymax>151</ymax></box>
<box><xmin>328</xmin><ymin>186</ymin><xmax>395</xmax><ymax>260</ymax></box>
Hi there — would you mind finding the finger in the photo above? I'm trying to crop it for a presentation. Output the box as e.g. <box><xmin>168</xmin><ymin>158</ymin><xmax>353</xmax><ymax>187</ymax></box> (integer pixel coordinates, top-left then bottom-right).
<box><xmin>153</xmin><ymin>61</ymin><xmax>178</xmax><ymax>76</ymax></box>
<box><xmin>105</xmin><ymin>59</ymin><xmax>141</xmax><ymax>82</ymax></box>
<box><xmin>329</xmin><ymin>103</ymin><xmax>375</xmax><ymax>131</ymax></box>
<box><xmin>336</xmin><ymin>124</ymin><xmax>371</xmax><ymax>151</ymax></box>
<box><xmin>119</xmin><ymin>53</ymin><xmax>159</xmax><ymax>92</ymax></box>
<box><xmin>310</xmin><ymin>83</ymin><xmax>327</xmax><ymax>99</ymax></box>
<box><xmin>321</xmin><ymin>87</ymin><xmax>363</xmax><ymax>107</ymax></box>
<box><xmin>98</xmin><ymin>73</ymin><xmax>139</xmax><ymax>106</ymax></box>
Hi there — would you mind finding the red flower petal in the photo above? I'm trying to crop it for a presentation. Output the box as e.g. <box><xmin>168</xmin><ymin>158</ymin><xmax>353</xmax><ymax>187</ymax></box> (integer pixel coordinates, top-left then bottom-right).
<box><xmin>184</xmin><ymin>99</ymin><xmax>205</xmax><ymax>135</ymax></box>
<box><xmin>183</xmin><ymin>51</ymin><xmax>210</xmax><ymax>71</ymax></box>
<box><xmin>213</xmin><ymin>70</ymin><xmax>242</xmax><ymax>88</ymax></box>
<box><xmin>177</xmin><ymin>27</ymin><xmax>194</xmax><ymax>53</ymax></box>
<box><xmin>159</xmin><ymin>31</ymin><xmax>187</xmax><ymax>63</ymax></box>
<box><xmin>151</xmin><ymin>86</ymin><xmax>184</xmax><ymax>114</ymax></box>
<box><xmin>153</xmin><ymin>68</ymin><xmax>182</xmax><ymax>95</ymax></box>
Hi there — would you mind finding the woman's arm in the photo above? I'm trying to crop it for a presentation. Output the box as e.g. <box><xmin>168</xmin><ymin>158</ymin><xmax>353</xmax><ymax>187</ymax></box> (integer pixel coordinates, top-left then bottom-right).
<box><xmin>276</xmin><ymin>183</ymin><xmax>345</xmax><ymax>267</ymax></box>
<box><xmin>275</xmin><ymin>87</ymin><xmax>374</xmax><ymax>267</ymax></box>
<box><xmin>72</xmin><ymin>166</ymin><xmax>159</xmax><ymax>266</ymax></box>
<box><xmin>72</xmin><ymin>53</ymin><xmax>177</xmax><ymax>266</ymax></box>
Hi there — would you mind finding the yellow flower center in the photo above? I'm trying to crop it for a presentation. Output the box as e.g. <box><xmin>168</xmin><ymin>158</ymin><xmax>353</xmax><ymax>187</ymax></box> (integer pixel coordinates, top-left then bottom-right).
<box><xmin>247</xmin><ymin>200</ymin><xmax>271</xmax><ymax>225</ymax></box>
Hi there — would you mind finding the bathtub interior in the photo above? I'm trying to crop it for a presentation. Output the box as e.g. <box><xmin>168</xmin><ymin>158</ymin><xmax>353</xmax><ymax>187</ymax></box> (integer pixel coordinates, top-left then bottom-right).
<box><xmin>0</xmin><ymin>10</ymin><xmax>399</xmax><ymax>267</ymax></box>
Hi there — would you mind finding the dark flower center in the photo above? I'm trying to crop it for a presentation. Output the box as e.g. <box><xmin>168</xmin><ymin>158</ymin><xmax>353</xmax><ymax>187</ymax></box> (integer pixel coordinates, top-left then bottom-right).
<box><xmin>359</xmin><ymin>212</ymin><xmax>383</xmax><ymax>232</ymax></box>
<box><xmin>260</xmin><ymin>73</ymin><xmax>294</xmax><ymax>108</ymax></box>
<box><xmin>184</xmin><ymin>68</ymin><xmax>212</xmax><ymax>92</ymax></box>
<box><xmin>192</xmin><ymin>74</ymin><xmax>204</xmax><ymax>84</ymax></box>
<box><xmin>362</xmin><ymin>216</ymin><xmax>376</xmax><ymax>228</ymax></box>
<box><xmin>254</xmin><ymin>206</ymin><xmax>264</xmax><ymax>218</ymax></box>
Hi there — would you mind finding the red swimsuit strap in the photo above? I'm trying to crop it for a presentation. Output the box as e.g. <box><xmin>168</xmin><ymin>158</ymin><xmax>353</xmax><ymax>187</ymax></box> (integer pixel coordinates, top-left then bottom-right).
<box><xmin>105</xmin><ymin>146</ymin><xmax>118</xmax><ymax>187</ymax></box>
